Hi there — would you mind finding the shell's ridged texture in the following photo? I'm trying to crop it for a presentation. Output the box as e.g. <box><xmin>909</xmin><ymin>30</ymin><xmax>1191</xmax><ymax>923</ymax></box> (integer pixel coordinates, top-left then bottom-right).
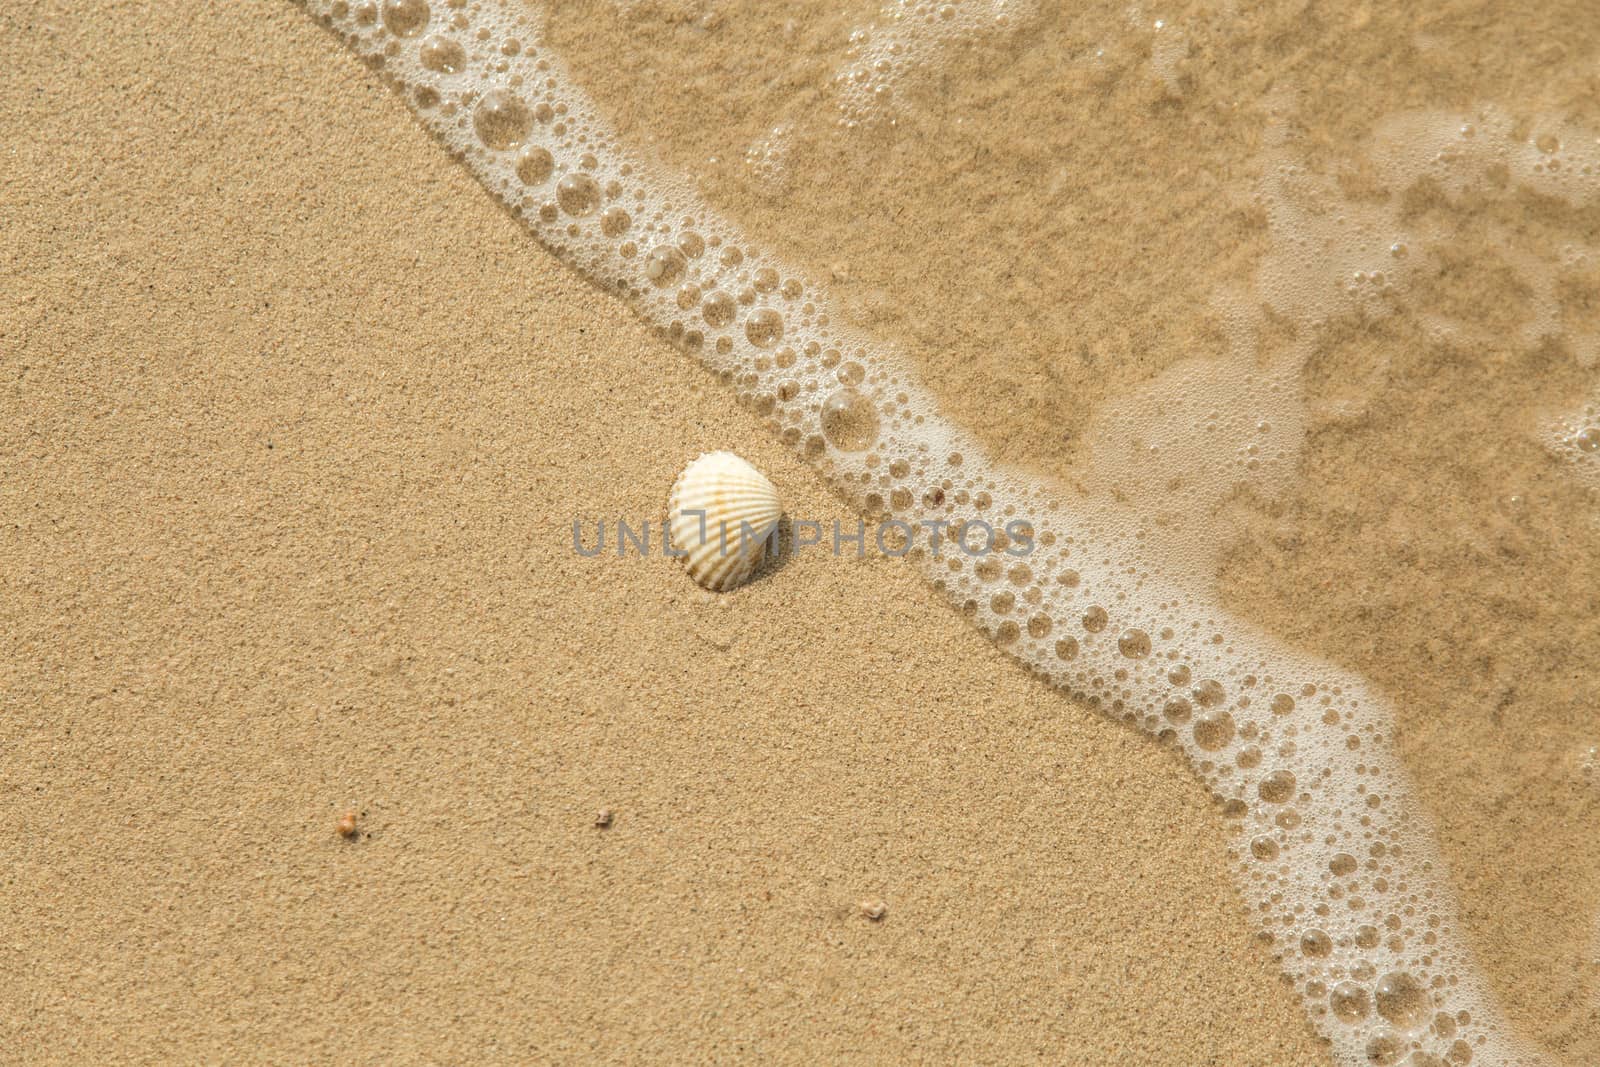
<box><xmin>668</xmin><ymin>452</ymin><xmax>783</xmax><ymax>591</ymax></box>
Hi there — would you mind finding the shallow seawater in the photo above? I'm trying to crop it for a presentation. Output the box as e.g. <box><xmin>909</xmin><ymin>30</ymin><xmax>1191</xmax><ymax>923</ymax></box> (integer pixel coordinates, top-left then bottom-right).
<box><xmin>313</xmin><ymin>0</ymin><xmax>1600</xmax><ymax>1061</ymax></box>
<box><xmin>544</xmin><ymin>3</ymin><xmax>1600</xmax><ymax>1059</ymax></box>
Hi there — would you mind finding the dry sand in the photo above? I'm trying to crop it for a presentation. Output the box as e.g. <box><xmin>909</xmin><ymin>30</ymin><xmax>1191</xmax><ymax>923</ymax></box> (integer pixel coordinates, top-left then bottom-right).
<box><xmin>0</xmin><ymin>2</ymin><xmax>1330</xmax><ymax>1063</ymax></box>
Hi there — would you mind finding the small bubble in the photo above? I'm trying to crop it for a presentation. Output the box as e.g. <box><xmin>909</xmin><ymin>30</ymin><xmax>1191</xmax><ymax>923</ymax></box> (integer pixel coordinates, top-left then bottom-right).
<box><xmin>1117</xmin><ymin>628</ymin><xmax>1151</xmax><ymax>658</ymax></box>
<box><xmin>473</xmin><ymin>89</ymin><xmax>533</xmax><ymax>149</ymax></box>
<box><xmin>515</xmin><ymin>145</ymin><xmax>553</xmax><ymax>185</ymax></box>
<box><xmin>1300</xmin><ymin>928</ymin><xmax>1332</xmax><ymax>957</ymax></box>
<box><xmin>820</xmin><ymin>388</ymin><xmax>880</xmax><ymax>452</ymax></box>
<box><xmin>418</xmin><ymin>34</ymin><xmax>465</xmax><ymax>72</ymax></box>
<box><xmin>1374</xmin><ymin>971</ymin><xmax>1429</xmax><ymax>1033</ymax></box>
<box><xmin>677</xmin><ymin>231</ymin><xmax>706</xmax><ymax>259</ymax></box>
<box><xmin>645</xmin><ymin>245</ymin><xmax>687</xmax><ymax>288</ymax></box>
<box><xmin>1192</xmin><ymin>711</ymin><xmax>1235</xmax><ymax>751</ymax></box>
<box><xmin>702</xmin><ymin>291</ymin><xmax>736</xmax><ymax>328</ymax></box>
<box><xmin>1364</xmin><ymin>1031</ymin><xmax>1405</xmax><ymax>1066</ymax></box>
<box><xmin>1331</xmin><ymin>981</ymin><xmax>1370</xmax><ymax>1023</ymax></box>
<box><xmin>1258</xmin><ymin>770</ymin><xmax>1296</xmax><ymax>803</ymax></box>
<box><xmin>746</xmin><ymin>308</ymin><xmax>784</xmax><ymax>348</ymax></box>
<box><xmin>601</xmin><ymin>206</ymin><xmax>631</xmax><ymax>237</ymax></box>
<box><xmin>555</xmin><ymin>173</ymin><xmax>600</xmax><ymax>216</ymax></box>
<box><xmin>381</xmin><ymin>0</ymin><xmax>429</xmax><ymax>36</ymax></box>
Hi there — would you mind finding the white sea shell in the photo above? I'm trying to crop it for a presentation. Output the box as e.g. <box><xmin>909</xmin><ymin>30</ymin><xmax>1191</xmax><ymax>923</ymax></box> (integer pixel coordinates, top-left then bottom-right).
<box><xmin>667</xmin><ymin>451</ymin><xmax>783</xmax><ymax>591</ymax></box>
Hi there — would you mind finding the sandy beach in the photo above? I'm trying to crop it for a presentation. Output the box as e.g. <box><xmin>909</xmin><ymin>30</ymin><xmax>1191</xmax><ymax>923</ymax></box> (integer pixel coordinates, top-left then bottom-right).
<box><xmin>1</xmin><ymin>2</ymin><xmax>1324</xmax><ymax>1062</ymax></box>
<box><xmin>5</xmin><ymin>1</ymin><xmax>1598</xmax><ymax>1064</ymax></box>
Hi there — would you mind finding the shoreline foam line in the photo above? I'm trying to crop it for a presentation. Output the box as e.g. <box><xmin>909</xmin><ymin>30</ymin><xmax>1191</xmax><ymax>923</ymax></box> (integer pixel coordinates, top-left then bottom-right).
<box><xmin>300</xmin><ymin>2</ymin><xmax>1540</xmax><ymax>1062</ymax></box>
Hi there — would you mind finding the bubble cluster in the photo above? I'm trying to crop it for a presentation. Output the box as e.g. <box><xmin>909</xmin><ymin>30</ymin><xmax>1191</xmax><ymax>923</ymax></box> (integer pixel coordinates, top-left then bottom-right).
<box><xmin>302</xmin><ymin>2</ymin><xmax>1548</xmax><ymax>1062</ymax></box>
<box><xmin>1364</xmin><ymin>108</ymin><xmax>1600</xmax><ymax>370</ymax></box>
<box><xmin>743</xmin><ymin>0</ymin><xmax>1040</xmax><ymax>190</ymax></box>
<box><xmin>1541</xmin><ymin>393</ymin><xmax>1600</xmax><ymax>497</ymax></box>
<box><xmin>1093</xmin><ymin>104</ymin><xmax>1600</xmax><ymax>591</ymax></box>
<box><xmin>829</xmin><ymin>0</ymin><xmax>1036</xmax><ymax>128</ymax></box>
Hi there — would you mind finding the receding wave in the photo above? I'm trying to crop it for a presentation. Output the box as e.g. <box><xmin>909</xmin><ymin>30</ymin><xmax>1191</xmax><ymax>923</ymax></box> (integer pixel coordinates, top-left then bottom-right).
<box><xmin>297</xmin><ymin>1</ymin><xmax>1594</xmax><ymax>1062</ymax></box>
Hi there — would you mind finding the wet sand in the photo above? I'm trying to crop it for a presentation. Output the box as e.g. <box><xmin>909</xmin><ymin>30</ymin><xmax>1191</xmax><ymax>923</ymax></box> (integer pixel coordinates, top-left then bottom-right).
<box><xmin>0</xmin><ymin>2</ymin><xmax>1328</xmax><ymax>1063</ymax></box>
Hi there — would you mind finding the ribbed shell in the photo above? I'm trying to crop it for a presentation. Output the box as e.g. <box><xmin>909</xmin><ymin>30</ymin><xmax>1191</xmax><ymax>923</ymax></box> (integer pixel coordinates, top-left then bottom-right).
<box><xmin>667</xmin><ymin>452</ymin><xmax>783</xmax><ymax>591</ymax></box>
